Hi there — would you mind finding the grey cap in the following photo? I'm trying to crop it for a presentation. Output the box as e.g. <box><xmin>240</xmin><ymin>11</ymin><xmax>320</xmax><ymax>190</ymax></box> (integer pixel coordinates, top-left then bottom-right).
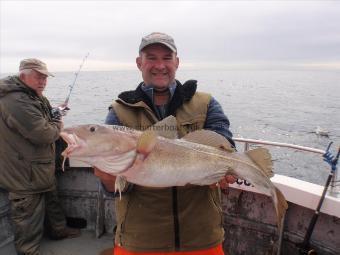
<box><xmin>139</xmin><ymin>32</ymin><xmax>177</xmax><ymax>53</ymax></box>
<box><xmin>19</xmin><ymin>58</ymin><xmax>54</xmax><ymax>77</ymax></box>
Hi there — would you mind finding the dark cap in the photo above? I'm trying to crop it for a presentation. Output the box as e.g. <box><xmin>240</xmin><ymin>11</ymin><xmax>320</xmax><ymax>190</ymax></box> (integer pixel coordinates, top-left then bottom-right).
<box><xmin>19</xmin><ymin>58</ymin><xmax>54</xmax><ymax>77</ymax></box>
<box><xmin>139</xmin><ymin>32</ymin><xmax>177</xmax><ymax>53</ymax></box>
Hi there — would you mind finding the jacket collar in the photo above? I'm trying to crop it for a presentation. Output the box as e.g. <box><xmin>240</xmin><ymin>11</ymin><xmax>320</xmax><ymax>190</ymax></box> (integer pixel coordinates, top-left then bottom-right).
<box><xmin>117</xmin><ymin>79</ymin><xmax>198</xmax><ymax>116</ymax></box>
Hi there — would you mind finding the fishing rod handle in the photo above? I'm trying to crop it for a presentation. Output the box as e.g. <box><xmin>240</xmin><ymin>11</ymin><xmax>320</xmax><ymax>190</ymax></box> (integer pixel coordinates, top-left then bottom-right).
<box><xmin>300</xmin><ymin>169</ymin><xmax>334</xmax><ymax>252</ymax></box>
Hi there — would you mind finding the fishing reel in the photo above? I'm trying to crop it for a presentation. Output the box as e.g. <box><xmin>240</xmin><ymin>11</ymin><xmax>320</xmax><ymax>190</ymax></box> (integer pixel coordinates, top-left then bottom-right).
<box><xmin>51</xmin><ymin>106</ymin><xmax>70</xmax><ymax>120</ymax></box>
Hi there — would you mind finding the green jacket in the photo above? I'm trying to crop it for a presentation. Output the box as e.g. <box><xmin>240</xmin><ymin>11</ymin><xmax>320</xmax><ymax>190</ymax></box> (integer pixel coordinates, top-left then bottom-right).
<box><xmin>0</xmin><ymin>76</ymin><xmax>61</xmax><ymax>194</ymax></box>
<box><xmin>111</xmin><ymin>81</ymin><xmax>225</xmax><ymax>252</ymax></box>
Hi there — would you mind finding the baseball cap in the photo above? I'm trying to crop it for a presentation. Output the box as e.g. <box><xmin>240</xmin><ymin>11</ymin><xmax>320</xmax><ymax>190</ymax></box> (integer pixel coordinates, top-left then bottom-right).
<box><xmin>19</xmin><ymin>58</ymin><xmax>54</xmax><ymax>77</ymax></box>
<box><xmin>139</xmin><ymin>32</ymin><xmax>177</xmax><ymax>53</ymax></box>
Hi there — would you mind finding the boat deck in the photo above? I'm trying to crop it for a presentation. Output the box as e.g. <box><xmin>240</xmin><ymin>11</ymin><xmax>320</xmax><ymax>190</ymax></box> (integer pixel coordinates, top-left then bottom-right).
<box><xmin>41</xmin><ymin>231</ymin><xmax>113</xmax><ymax>255</ymax></box>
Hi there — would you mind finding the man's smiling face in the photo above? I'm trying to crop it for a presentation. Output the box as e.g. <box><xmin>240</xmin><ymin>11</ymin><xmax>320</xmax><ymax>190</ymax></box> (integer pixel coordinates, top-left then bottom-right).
<box><xmin>136</xmin><ymin>44</ymin><xmax>179</xmax><ymax>90</ymax></box>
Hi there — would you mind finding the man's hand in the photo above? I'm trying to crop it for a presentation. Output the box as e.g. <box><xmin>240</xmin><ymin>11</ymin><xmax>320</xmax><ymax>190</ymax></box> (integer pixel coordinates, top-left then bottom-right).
<box><xmin>58</xmin><ymin>103</ymin><xmax>70</xmax><ymax>115</ymax></box>
<box><xmin>94</xmin><ymin>167</ymin><xmax>116</xmax><ymax>192</ymax></box>
<box><xmin>210</xmin><ymin>175</ymin><xmax>237</xmax><ymax>190</ymax></box>
<box><xmin>52</xmin><ymin>103</ymin><xmax>70</xmax><ymax>120</ymax></box>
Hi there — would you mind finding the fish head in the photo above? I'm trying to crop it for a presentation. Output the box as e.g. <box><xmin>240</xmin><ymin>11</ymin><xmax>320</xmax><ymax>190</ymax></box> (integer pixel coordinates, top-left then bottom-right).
<box><xmin>60</xmin><ymin>124</ymin><xmax>137</xmax><ymax>158</ymax></box>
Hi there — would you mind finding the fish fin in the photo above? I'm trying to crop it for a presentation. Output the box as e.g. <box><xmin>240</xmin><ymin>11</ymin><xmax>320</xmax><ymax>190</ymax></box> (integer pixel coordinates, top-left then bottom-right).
<box><xmin>182</xmin><ymin>130</ymin><xmax>235</xmax><ymax>152</ymax></box>
<box><xmin>93</xmin><ymin>150</ymin><xmax>137</xmax><ymax>174</ymax></box>
<box><xmin>149</xmin><ymin>115</ymin><xmax>178</xmax><ymax>139</ymax></box>
<box><xmin>137</xmin><ymin>130</ymin><xmax>157</xmax><ymax>156</ymax></box>
<box><xmin>115</xmin><ymin>175</ymin><xmax>127</xmax><ymax>200</ymax></box>
<box><xmin>246</xmin><ymin>148</ymin><xmax>273</xmax><ymax>177</ymax></box>
<box><xmin>274</xmin><ymin>187</ymin><xmax>288</xmax><ymax>229</ymax></box>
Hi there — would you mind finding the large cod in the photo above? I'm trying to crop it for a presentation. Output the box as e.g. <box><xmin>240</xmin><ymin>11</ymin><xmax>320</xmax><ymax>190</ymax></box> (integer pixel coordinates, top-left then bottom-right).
<box><xmin>60</xmin><ymin>116</ymin><xmax>288</xmax><ymax>228</ymax></box>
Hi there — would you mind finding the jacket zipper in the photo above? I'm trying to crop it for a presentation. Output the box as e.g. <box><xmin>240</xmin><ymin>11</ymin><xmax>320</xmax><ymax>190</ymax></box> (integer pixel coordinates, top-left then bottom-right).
<box><xmin>172</xmin><ymin>187</ymin><xmax>180</xmax><ymax>250</ymax></box>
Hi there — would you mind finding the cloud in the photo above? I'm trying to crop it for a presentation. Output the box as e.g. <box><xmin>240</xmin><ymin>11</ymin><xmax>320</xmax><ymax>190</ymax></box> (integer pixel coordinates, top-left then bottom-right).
<box><xmin>1</xmin><ymin>1</ymin><xmax>340</xmax><ymax>73</ymax></box>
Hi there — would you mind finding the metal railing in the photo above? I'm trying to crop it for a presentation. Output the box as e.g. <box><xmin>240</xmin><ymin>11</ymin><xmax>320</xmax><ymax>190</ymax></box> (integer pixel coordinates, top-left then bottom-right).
<box><xmin>233</xmin><ymin>137</ymin><xmax>339</xmax><ymax>198</ymax></box>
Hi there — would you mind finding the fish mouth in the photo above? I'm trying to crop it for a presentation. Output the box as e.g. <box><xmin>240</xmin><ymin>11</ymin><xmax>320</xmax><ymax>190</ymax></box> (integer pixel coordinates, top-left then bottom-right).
<box><xmin>60</xmin><ymin>131</ymin><xmax>88</xmax><ymax>171</ymax></box>
<box><xmin>60</xmin><ymin>132</ymin><xmax>83</xmax><ymax>158</ymax></box>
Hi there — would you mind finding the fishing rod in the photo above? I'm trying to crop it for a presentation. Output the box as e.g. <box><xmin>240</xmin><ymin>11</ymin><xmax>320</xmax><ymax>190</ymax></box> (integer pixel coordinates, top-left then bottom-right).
<box><xmin>63</xmin><ymin>52</ymin><xmax>89</xmax><ymax>107</ymax></box>
<box><xmin>51</xmin><ymin>53</ymin><xmax>89</xmax><ymax>119</ymax></box>
<box><xmin>297</xmin><ymin>142</ymin><xmax>340</xmax><ymax>255</ymax></box>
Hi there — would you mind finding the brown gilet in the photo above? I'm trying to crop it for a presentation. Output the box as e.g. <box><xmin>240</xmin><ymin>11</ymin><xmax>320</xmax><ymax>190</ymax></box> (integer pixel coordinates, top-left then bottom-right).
<box><xmin>112</xmin><ymin>86</ymin><xmax>224</xmax><ymax>252</ymax></box>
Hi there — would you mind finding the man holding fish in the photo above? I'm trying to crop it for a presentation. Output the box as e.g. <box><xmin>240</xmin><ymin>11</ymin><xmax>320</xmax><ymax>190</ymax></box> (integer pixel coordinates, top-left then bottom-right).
<box><xmin>60</xmin><ymin>32</ymin><xmax>287</xmax><ymax>255</ymax></box>
<box><xmin>96</xmin><ymin>32</ymin><xmax>238</xmax><ymax>255</ymax></box>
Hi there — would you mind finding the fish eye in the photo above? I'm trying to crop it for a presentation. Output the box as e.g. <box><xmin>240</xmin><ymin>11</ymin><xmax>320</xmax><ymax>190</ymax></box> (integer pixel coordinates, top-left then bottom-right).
<box><xmin>90</xmin><ymin>126</ymin><xmax>96</xmax><ymax>132</ymax></box>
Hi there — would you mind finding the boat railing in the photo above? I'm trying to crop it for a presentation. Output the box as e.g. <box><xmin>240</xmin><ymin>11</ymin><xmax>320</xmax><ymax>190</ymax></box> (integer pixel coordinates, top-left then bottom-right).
<box><xmin>233</xmin><ymin>137</ymin><xmax>339</xmax><ymax>198</ymax></box>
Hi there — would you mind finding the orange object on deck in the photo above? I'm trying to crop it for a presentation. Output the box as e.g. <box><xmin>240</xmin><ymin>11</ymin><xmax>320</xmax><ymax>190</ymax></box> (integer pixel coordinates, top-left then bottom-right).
<box><xmin>113</xmin><ymin>244</ymin><xmax>225</xmax><ymax>255</ymax></box>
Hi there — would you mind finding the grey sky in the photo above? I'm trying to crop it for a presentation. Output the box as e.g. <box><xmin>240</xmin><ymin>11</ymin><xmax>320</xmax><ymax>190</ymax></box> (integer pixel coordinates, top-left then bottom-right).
<box><xmin>1</xmin><ymin>1</ymin><xmax>340</xmax><ymax>73</ymax></box>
